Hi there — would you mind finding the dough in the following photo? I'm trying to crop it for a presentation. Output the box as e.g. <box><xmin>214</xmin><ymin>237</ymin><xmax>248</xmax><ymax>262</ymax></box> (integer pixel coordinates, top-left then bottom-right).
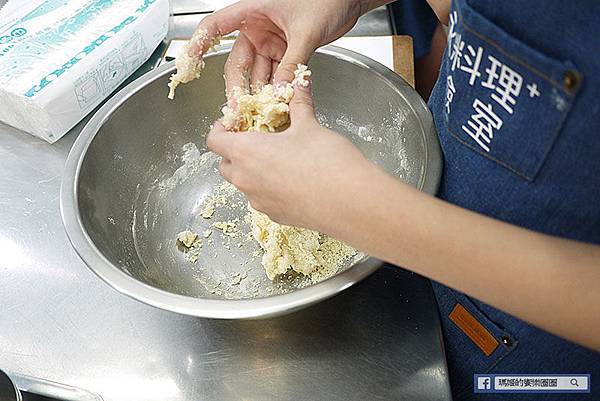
<box><xmin>176</xmin><ymin>230</ymin><xmax>198</xmax><ymax>248</ymax></box>
<box><xmin>168</xmin><ymin>29</ymin><xmax>221</xmax><ymax>100</ymax></box>
<box><xmin>293</xmin><ymin>64</ymin><xmax>312</xmax><ymax>88</ymax></box>
<box><xmin>222</xmin><ymin>85</ymin><xmax>294</xmax><ymax>132</ymax></box>
<box><xmin>221</xmin><ymin>64</ymin><xmax>312</xmax><ymax>132</ymax></box>
<box><xmin>176</xmin><ymin>230</ymin><xmax>202</xmax><ymax>263</ymax></box>
<box><xmin>249</xmin><ymin>207</ymin><xmax>355</xmax><ymax>281</ymax></box>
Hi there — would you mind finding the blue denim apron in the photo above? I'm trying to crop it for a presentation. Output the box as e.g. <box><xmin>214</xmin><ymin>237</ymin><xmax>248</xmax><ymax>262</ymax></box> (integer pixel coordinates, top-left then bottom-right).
<box><xmin>427</xmin><ymin>0</ymin><xmax>600</xmax><ymax>399</ymax></box>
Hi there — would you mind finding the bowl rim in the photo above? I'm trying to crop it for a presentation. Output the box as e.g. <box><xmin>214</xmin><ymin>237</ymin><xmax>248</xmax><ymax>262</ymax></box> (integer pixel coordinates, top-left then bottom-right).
<box><xmin>60</xmin><ymin>44</ymin><xmax>442</xmax><ymax>319</ymax></box>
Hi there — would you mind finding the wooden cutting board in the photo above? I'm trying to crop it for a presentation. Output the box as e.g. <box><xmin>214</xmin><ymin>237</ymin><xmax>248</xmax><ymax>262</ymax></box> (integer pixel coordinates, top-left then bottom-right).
<box><xmin>392</xmin><ymin>35</ymin><xmax>415</xmax><ymax>88</ymax></box>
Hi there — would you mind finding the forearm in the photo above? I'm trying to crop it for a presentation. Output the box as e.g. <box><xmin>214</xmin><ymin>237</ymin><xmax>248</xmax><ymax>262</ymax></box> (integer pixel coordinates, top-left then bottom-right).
<box><xmin>321</xmin><ymin>165</ymin><xmax>600</xmax><ymax>351</ymax></box>
<box><xmin>424</xmin><ymin>0</ymin><xmax>450</xmax><ymax>23</ymax></box>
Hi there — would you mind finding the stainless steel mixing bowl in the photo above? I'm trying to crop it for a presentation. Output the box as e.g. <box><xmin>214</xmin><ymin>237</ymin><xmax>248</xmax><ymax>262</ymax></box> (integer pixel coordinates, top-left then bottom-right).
<box><xmin>0</xmin><ymin>370</ymin><xmax>20</xmax><ymax>401</ymax></box>
<box><xmin>61</xmin><ymin>45</ymin><xmax>442</xmax><ymax>319</ymax></box>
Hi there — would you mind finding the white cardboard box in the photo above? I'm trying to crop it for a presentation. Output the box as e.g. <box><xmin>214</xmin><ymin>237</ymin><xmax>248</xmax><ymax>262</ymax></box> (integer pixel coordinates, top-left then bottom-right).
<box><xmin>0</xmin><ymin>0</ymin><xmax>170</xmax><ymax>143</ymax></box>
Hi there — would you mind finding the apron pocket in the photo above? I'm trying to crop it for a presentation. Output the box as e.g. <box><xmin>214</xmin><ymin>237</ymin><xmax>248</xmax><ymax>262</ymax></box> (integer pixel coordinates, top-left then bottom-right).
<box><xmin>441</xmin><ymin>0</ymin><xmax>582</xmax><ymax>181</ymax></box>
<box><xmin>433</xmin><ymin>283</ymin><xmax>518</xmax><ymax>394</ymax></box>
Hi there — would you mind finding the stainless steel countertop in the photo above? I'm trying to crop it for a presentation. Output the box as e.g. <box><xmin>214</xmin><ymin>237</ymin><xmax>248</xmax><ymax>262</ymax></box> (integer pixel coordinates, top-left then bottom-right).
<box><xmin>0</xmin><ymin>8</ymin><xmax>450</xmax><ymax>401</ymax></box>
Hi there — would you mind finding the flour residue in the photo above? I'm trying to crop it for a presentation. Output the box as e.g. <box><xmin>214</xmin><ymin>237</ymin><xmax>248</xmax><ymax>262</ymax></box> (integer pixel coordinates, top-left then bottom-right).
<box><xmin>157</xmin><ymin>143</ymin><xmax>220</xmax><ymax>192</ymax></box>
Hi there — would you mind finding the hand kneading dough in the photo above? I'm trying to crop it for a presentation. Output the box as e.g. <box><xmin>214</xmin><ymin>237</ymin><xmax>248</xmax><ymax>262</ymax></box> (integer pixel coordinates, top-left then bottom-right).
<box><xmin>167</xmin><ymin>51</ymin><xmax>355</xmax><ymax>281</ymax></box>
<box><xmin>221</xmin><ymin>85</ymin><xmax>293</xmax><ymax>132</ymax></box>
<box><xmin>230</xmin><ymin>65</ymin><xmax>355</xmax><ymax>281</ymax></box>
<box><xmin>221</xmin><ymin>65</ymin><xmax>311</xmax><ymax>132</ymax></box>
